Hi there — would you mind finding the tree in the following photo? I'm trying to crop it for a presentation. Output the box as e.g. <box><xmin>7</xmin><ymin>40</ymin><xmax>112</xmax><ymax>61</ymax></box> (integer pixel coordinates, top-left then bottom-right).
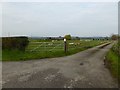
<box><xmin>64</xmin><ymin>34</ymin><xmax>72</xmax><ymax>40</ymax></box>
<box><xmin>104</xmin><ymin>36</ymin><xmax>109</xmax><ymax>40</ymax></box>
<box><xmin>111</xmin><ymin>34</ymin><xmax>118</xmax><ymax>40</ymax></box>
<box><xmin>76</xmin><ymin>37</ymin><xmax>80</xmax><ymax>40</ymax></box>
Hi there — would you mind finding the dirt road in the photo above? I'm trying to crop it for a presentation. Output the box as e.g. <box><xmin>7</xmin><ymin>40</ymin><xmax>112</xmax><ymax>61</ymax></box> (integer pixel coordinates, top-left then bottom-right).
<box><xmin>2</xmin><ymin>43</ymin><xmax>118</xmax><ymax>88</ymax></box>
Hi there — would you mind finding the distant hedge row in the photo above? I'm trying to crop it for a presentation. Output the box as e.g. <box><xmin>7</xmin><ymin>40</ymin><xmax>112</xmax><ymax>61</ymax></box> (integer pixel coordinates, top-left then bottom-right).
<box><xmin>2</xmin><ymin>36</ymin><xmax>29</xmax><ymax>51</ymax></box>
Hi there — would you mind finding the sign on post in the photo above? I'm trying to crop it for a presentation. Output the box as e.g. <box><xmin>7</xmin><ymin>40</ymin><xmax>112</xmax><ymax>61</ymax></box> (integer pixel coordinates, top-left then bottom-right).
<box><xmin>64</xmin><ymin>38</ymin><xmax>67</xmax><ymax>53</ymax></box>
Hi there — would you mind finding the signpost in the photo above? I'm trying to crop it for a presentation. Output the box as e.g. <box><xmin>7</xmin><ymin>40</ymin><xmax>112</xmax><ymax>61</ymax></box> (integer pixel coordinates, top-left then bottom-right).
<box><xmin>64</xmin><ymin>38</ymin><xmax>67</xmax><ymax>53</ymax></box>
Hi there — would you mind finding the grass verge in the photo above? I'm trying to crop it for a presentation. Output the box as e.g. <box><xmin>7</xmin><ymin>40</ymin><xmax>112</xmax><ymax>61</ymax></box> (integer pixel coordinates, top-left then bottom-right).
<box><xmin>105</xmin><ymin>43</ymin><xmax>120</xmax><ymax>84</ymax></box>
<box><xmin>2</xmin><ymin>47</ymin><xmax>88</xmax><ymax>61</ymax></box>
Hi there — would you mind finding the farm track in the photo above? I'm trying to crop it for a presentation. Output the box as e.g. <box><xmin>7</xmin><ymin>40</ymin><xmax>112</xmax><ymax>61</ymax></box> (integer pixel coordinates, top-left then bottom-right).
<box><xmin>2</xmin><ymin>43</ymin><xmax>118</xmax><ymax>88</ymax></box>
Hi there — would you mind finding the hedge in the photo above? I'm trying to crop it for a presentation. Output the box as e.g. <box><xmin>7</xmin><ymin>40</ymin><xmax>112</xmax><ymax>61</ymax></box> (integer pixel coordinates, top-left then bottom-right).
<box><xmin>111</xmin><ymin>43</ymin><xmax>120</xmax><ymax>56</ymax></box>
<box><xmin>2</xmin><ymin>36</ymin><xmax>29</xmax><ymax>51</ymax></box>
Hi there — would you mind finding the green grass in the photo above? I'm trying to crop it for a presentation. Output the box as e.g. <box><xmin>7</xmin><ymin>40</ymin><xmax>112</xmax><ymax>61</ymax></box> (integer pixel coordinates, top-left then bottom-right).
<box><xmin>0</xmin><ymin>50</ymin><xmax>1</xmax><ymax>61</ymax></box>
<box><xmin>2</xmin><ymin>39</ymin><xmax>108</xmax><ymax>61</ymax></box>
<box><xmin>106</xmin><ymin>42</ymin><xmax>120</xmax><ymax>83</ymax></box>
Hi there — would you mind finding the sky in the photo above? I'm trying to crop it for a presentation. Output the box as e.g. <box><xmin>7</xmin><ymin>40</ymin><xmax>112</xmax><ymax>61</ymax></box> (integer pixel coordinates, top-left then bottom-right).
<box><xmin>2</xmin><ymin>2</ymin><xmax>118</xmax><ymax>37</ymax></box>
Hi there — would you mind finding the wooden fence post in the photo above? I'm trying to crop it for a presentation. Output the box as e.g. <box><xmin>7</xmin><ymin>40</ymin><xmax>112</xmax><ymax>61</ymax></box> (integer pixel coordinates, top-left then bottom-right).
<box><xmin>64</xmin><ymin>38</ymin><xmax>67</xmax><ymax>53</ymax></box>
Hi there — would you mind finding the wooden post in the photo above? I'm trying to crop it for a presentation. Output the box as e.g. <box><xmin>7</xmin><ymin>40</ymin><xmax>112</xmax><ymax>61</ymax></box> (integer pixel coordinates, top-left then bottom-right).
<box><xmin>64</xmin><ymin>38</ymin><xmax>67</xmax><ymax>53</ymax></box>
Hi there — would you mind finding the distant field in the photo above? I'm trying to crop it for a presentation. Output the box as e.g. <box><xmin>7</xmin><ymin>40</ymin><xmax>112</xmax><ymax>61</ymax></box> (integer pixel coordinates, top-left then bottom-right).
<box><xmin>106</xmin><ymin>42</ymin><xmax>120</xmax><ymax>83</ymax></box>
<box><xmin>2</xmin><ymin>39</ymin><xmax>108</xmax><ymax>61</ymax></box>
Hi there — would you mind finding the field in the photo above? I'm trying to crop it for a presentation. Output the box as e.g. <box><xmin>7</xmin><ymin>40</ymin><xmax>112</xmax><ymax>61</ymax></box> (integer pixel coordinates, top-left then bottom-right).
<box><xmin>106</xmin><ymin>42</ymin><xmax>120</xmax><ymax>83</ymax></box>
<box><xmin>2</xmin><ymin>39</ymin><xmax>108</xmax><ymax>61</ymax></box>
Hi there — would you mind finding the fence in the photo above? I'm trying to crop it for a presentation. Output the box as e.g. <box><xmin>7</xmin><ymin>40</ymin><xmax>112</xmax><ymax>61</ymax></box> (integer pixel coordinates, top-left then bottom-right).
<box><xmin>26</xmin><ymin>41</ymin><xmax>65</xmax><ymax>53</ymax></box>
<box><xmin>26</xmin><ymin>40</ymin><xmax>106</xmax><ymax>54</ymax></box>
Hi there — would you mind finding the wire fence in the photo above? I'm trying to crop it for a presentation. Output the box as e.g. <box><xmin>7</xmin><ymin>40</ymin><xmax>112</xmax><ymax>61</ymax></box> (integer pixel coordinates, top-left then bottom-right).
<box><xmin>26</xmin><ymin>41</ymin><xmax>65</xmax><ymax>52</ymax></box>
<box><xmin>26</xmin><ymin>40</ymin><xmax>107</xmax><ymax>53</ymax></box>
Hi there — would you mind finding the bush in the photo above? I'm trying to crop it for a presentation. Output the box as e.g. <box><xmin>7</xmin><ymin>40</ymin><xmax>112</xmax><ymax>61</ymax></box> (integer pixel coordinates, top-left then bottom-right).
<box><xmin>111</xmin><ymin>43</ymin><xmax>119</xmax><ymax>55</ymax></box>
<box><xmin>2</xmin><ymin>36</ymin><xmax>29</xmax><ymax>51</ymax></box>
<box><xmin>64</xmin><ymin>34</ymin><xmax>72</xmax><ymax>40</ymax></box>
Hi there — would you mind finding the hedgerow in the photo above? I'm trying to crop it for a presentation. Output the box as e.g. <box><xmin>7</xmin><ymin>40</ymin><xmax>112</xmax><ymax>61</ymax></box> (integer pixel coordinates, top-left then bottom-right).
<box><xmin>2</xmin><ymin>36</ymin><xmax>29</xmax><ymax>51</ymax></box>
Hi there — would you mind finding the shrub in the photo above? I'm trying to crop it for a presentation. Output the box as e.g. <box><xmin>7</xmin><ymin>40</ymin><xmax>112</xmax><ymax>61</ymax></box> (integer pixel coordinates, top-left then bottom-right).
<box><xmin>2</xmin><ymin>36</ymin><xmax>29</xmax><ymax>51</ymax></box>
<box><xmin>64</xmin><ymin>34</ymin><xmax>72</xmax><ymax>40</ymax></box>
<box><xmin>111</xmin><ymin>43</ymin><xmax>119</xmax><ymax>55</ymax></box>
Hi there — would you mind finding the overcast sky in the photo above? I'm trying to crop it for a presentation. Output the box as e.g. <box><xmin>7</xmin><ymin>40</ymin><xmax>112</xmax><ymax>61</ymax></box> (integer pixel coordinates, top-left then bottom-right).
<box><xmin>2</xmin><ymin>2</ymin><xmax>118</xmax><ymax>37</ymax></box>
